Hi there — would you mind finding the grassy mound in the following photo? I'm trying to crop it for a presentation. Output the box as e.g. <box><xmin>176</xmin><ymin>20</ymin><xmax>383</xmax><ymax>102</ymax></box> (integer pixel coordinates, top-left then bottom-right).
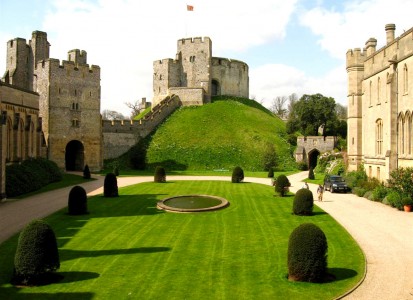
<box><xmin>144</xmin><ymin>96</ymin><xmax>295</xmax><ymax>171</ymax></box>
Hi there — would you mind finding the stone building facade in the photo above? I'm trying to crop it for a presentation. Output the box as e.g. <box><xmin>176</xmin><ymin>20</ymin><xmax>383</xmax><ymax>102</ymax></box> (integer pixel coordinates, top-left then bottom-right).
<box><xmin>347</xmin><ymin>23</ymin><xmax>413</xmax><ymax>181</ymax></box>
<box><xmin>152</xmin><ymin>37</ymin><xmax>249</xmax><ymax>106</ymax></box>
<box><xmin>2</xmin><ymin>31</ymin><xmax>102</xmax><ymax>175</ymax></box>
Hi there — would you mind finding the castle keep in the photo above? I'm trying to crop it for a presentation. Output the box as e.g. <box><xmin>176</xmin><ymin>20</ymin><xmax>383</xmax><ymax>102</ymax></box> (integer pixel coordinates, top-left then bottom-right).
<box><xmin>347</xmin><ymin>24</ymin><xmax>413</xmax><ymax>181</ymax></box>
<box><xmin>152</xmin><ymin>37</ymin><xmax>249</xmax><ymax>106</ymax></box>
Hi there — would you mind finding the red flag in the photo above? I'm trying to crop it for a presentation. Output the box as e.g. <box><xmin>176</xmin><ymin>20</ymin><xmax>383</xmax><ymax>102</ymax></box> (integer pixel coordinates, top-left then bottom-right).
<box><xmin>187</xmin><ymin>5</ymin><xmax>194</xmax><ymax>11</ymax></box>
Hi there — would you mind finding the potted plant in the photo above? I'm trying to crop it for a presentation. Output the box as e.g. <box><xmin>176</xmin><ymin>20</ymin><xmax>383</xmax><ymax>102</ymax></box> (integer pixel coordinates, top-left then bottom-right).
<box><xmin>402</xmin><ymin>196</ymin><xmax>413</xmax><ymax>212</ymax></box>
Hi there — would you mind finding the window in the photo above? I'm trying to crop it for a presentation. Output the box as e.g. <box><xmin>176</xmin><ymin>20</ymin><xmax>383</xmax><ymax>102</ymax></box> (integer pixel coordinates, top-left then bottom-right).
<box><xmin>369</xmin><ymin>81</ymin><xmax>372</xmax><ymax>106</ymax></box>
<box><xmin>377</xmin><ymin>77</ymin><xmax>381</xmax><ymax>104</ymax></box>
<box><xmin>376</xmin><ymin>119</ymin><xmax>383</xmax><ymax>155</ymax></box>
<box><xmin>386</xmin><ymin>73</ymin><xmax>390</xmax><ymax>102</ymax></box>
<box><xmin>72</xmin><ymin>119</ymin><xmax>80</xmax><ymax>127</ymax></box>
<box><xmin>377</xmin><ymin>167</ymin><xmax>380</xmax><ymax>181</ymax></box>
<box><xmin>398</xmin><ymin>114</ymin><xmax>405</xmax><ymax>155</ymax></box>
<box><xmin>404</xmin><ymin>64</ymin><xmax>408</xmax><ymax>94</ymax></box>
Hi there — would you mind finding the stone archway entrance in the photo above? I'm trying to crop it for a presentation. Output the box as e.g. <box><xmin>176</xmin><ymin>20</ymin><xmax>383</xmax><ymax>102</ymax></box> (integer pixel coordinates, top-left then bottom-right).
<box><xmin>65</xmin><ymin>140</ymin><xmax>84</xmax><ymax>171</ymax></box>
<box><xmin>308</xmin><ymin>149</ymin><xmax>320</xmax><ymax>169</ymax></box>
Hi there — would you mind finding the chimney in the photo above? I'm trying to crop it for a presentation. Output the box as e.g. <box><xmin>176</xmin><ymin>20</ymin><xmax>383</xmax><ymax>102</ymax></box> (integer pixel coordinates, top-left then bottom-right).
<box><xmin>365</xmin><ymin>38</ymin><xmax>377</xmax><ymax>56</ymax></box>
<box><xmin>385</xmin><ymin>24</ymin><xmax>396</xmax><ymax>44</ymax></box>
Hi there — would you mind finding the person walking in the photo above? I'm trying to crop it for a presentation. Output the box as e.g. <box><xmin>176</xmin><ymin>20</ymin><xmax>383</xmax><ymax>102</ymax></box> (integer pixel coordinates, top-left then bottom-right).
<box><xmin>317</xmin><ymin>184</ymin><xmax>324</xmax><ymax>201</ymax></box>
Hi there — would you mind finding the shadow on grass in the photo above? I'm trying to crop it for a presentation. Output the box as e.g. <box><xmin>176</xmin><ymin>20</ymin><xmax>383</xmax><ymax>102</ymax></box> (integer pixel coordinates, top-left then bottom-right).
<box><xmin>58</xmin><ymin>271</ymin><xmax>100</xmax><ymax>283</ymax></box>
<box><xmin>328</xmin><ymin>268</ymin><xmax>358</xmax><ymax>281</ymax></box>
<box><xmin>60</xmin><ymin>247</ymin><xmax>171</xmax><ymax>262</ymax></box>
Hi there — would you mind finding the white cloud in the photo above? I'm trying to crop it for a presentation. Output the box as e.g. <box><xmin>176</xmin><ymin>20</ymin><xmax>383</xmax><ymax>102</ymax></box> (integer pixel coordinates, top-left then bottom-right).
<box><xmin>300</xmin><ymin>0</ymin><xmax>413</xmax><ymax>59</ymax></box>
<box><xmin>250</xmin><ymin>63</ymin><xmax>347</xmax><ymax>108</ymax></box>
<box><xmin>35</xmin><ymin>0</ymin><xmax>298</xmax><ymax>116</ymax></box>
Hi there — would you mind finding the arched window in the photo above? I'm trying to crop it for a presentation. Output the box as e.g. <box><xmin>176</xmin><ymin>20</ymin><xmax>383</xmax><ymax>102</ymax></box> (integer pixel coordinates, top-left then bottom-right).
<box><xmin>386</xmin><ymin>73</ymin><xmax>390</xmax><ymax>102</ymax></box>
<box><xmin>407</xmin><ymin>112</ymin><xmax>412</xmax><ymax>155</ymax></box>
<box><xmin>398</xmin><ymin>113</ymin><xmax>405</xmax><ymax>155</ymax></box>
<box><xmin>404</xmin><ymin>64</ymin><xmax>408</xmax><ymax>94</ymax></box>
<box><xmin>376</xmin><ymin>119</ymin><xmax>383</xmax><ymax>155</ymax></box>
<box><xmin>377</xmin><ymin>77</ymin><xmax>381</xmax><ymax>104</ymax></box>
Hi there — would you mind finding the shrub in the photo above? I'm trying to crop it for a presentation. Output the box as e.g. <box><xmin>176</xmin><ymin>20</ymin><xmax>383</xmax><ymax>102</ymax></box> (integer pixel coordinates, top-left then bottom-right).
<box><xmin>288</xmin><ymin>223</ymin><xmax>328</xmax><ymax>282</ymax></box>
<box><xmin>267</xmin><ymin>168</ymin><xmax>274</xmax><ymax>178</ymax></box>
<box><xmin>371</xmin><ymin>184</ymin><xmax>388</xmax><ymax>202</ymax></box>
<box><xmin>343</xmin><ymin>167</ymin><xmax>367</xmax><ymax>190</ymax></box>
<box><xmin>353</xmin><ymin>187</ymin><xmax>367</xmax><ymax>197</ymax></box>
<box><xmin>308</xmin><ymin>167</ymin><xmax>315</xmax><ymax>180</ymax></box>
<box><xmin>262</xmin><ymin>143</ymin><xmax>277</xmax><ymax>171</ymax></box>
<box><xmin>293</xmin><ymin>188</ymin><xmax>314</xmax><ymax>216</ymax></box>
<box><xmin>104</xmin><ymin>173</ymin><xmax>118</xmax><ymax>197</ymax></box>
<box><xmin>113</xmin><ymin>166</ymin><xmax>119</xmax><ymax>177</ymax></box>
<box><xmin>363</xmin><ymin>190</ymin><xmax>373</xmax><ymax>200</ymax></box>
<box><xmin>6</xmin><ymin>158</ymin><xmax>63</xmax><ymax>197</ymax></box>
<box><xmin>154</xmin><ymin>166</ymin><xmax>166</xmax><ymax>183</ymax></box>
<box><xmin>296</xmin><ymin>161</ymin><xmax>308</xmax><ymax>171</ymax></box>
<box><xmin>231</xmin><ymin>166</ymin><xmax>244</xmax><ymax>183</ymax></box>
<box><xmin>83</xmin><ymin>164</ymin><xmax>91</xmax><ymax>179</ymax></box>
<box><xmin>275</xmin><ymin>174</ymin><xmax>290</xmax><ymax>197</ymax></box>
<box><xmin>385</xmin><ymin>191</ymin><xmax>403</xmax><ymax>210</ymax></box>
<box><xmin>387</xmin><ymin>167</ymin><xmax>413</xmax><ymax>197</ymax></box>
<box><xmin>68</xmin><ymin>186</ymin><xmax>88</xmax><ymax>215</ymax></box>
<box><xmin>13</xmin><ymin>220</ymin><xmax>60</xmax><ymax>285</ymax></box>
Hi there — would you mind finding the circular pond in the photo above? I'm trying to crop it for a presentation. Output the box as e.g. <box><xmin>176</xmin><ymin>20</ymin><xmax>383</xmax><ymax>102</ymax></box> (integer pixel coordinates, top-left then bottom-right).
<box><xmin>157</xmin><ymin>195</ymin><xmax>229</xmax><ymax>212</ymax></box>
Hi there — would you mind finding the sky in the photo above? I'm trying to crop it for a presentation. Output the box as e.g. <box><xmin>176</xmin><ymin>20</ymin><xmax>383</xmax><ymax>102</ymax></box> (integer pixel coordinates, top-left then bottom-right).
<box><xmin>1</xmin><ymin>0</ymin><xmax>413</xmax><ymax>117</ymax></box>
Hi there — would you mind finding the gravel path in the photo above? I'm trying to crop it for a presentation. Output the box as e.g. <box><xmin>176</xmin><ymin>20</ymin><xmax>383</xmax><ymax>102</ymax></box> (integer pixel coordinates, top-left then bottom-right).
<box><xmin>1</xmin><ymin>172</ymin><xmax>412</xmax><ymax>299</ymax></box>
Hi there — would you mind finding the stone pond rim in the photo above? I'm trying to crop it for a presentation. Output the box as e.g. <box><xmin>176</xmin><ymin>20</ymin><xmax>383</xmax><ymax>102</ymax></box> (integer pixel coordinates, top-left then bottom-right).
<box><xmin>157</xmin><ymin>195</ymin><xmax>229</xmax><ymax>213</ymax></box>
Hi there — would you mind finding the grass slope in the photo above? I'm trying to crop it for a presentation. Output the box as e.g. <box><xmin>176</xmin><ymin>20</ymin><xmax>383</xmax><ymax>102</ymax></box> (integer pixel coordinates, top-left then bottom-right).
<box><xmin>145</xmin><ymin>97</ymin><xmax>295</xmax><ymax>171</ymax></box>
<box><xmin>0</xmin><ymin>181</ymin><xmax>364</xmax><ymax>299</ymax></box>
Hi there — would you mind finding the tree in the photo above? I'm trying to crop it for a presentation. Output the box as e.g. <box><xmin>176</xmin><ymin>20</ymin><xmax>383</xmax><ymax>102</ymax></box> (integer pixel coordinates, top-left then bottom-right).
<box><xmin>101</xmin><ymin>109</ymin><xmax>126</xmax><ymax>120</ymax></box>
<box><xmin>125</xmin><ymin>99</ymin><xmax>144</xmax><ymax>119</ymax></box>
<box><xmin>287</xmin><ymin>93</ymin><xmax>338</xmax><ymax>136</ymax></box>
<box><xmin>270</xmin><ymin>96</ymin><xmax>288</xmax><ymax>118</ymax></box>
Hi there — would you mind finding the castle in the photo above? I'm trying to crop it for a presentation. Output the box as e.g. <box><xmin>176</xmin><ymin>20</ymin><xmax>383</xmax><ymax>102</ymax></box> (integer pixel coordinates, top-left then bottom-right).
<box><xmin>347</xmin><ymin>24</ymin><xmax>413</xmax><ymax>181</ymax></box>
<box><xmin>0</xmin><ymin>32</ymin><xmax>249</xmax><ymax>198</ymax></box>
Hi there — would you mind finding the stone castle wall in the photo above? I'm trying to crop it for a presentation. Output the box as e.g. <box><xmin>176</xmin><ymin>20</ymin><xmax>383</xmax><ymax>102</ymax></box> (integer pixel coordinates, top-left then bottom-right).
<box><xmin>211</xmin><ymin>57</ymin><xmax>249</xmax><ymax>98</ymax></box>
<box><xmin>102</xmin><ymin>95</ymin><xmax>181</xmax><ymax>159</ymax></box>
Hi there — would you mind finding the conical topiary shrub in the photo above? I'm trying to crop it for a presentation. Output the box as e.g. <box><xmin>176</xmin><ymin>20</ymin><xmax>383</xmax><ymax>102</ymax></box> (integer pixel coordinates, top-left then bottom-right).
<box><xmin>275</xmin><ymin>174</ymin><xmax>290</xmax><ymax>196</ymax></box>
<box><xmin>83</xmin><ymin>164</ymin><xmax>91</xmax><ymax>179</ymax></box>
<box><xmin>68</xmin><ymin>185</ymin><xmax>88</xmax><ymax>215</ymax></box>
<box><xmin>267</xmin><ymin>167</ymin><xmax>274</xmax><ymax>178</ymax></box>
<box><xmin>104</xmin><ymin>173</ymin><xmax>118</xmax><ymax>197</ymax></box>
<box><xmin>308</xmin><ymin>167</ymin><xmax>315</xmax><ymax>180</ymax></box>
<box><xmin>113</xmin><ymin>166</ymin><xmax>119</xmax><ymax>177</ymax></box>
<box><xmin>288</xmin><ymin>223</ymin><xmax>328</xmax><ymax>282</ymax></box>
<box><xmin>13</xmin><ymin>219</ymin><xmax>60</xmax><ymax>285</ymax></box>
<box><xmin>293</xmin><ymin>188</ymin><xmax>314</xmax><ymax>216</ymax></box>
<box><xmin>154</xmin><ymin>166</ymin><xmax>166</xmax><ymax>183</ymax></box>
<box><xmin>231</xmin><ymin>166</ymin><xmax>244</xmax><ymax>183</ymax></box>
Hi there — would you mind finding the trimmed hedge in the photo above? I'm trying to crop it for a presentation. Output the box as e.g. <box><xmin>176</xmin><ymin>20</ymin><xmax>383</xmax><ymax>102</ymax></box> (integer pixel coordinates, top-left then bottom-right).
<box><xmin>6</xmin><ymin>158</ymin><xmax>63</xmax><ymax>197</ymax></box>
<box><xmin>13</xmin><ymin>220</ymin><xmax>60</xmax><ymax>285</ymax></box>
<box><xmin>68</xmin><ymin>186</ymin><xmax>88</xmax><ymax>215</ymax></box>
<box><xmin>231</xmin><ymin>166</ymin><xmax>244</xmax><ymax>183</ymax></box>
<box><xmin>83</xmin><ymin>165</ymin><xmax>91</xmax><ymax>179</ymax></box>
<box><xmin>267</xmin><ymin>168</ymin><xmax>274</xmax><ymax>178</ymax></box>
<box><xmin>288</xmin><ymin>223</ymin><xmax>328</xmax><ymax>282</ymax></box>
<box><xmin>293</xmin><ymin>188</ymin><xmax>314</xmax><ymax>216</ymax></box>
<box><xmin>275</xmin><ymin>174</ymin><xmax>290</xmax><ymax>197</ymax></box>
<box><xmin>154</xmin><ymin>166</ymin><xmax>166</xmax><ymax>183</ymax></box>
<box><xmin>308</xmin><ymin>167</ymin><xmax>315</xmax><ymax>180</ymax></box>
<box><xmin>104</xmin><ymin>173</ymin><xmax>118</xmax><ymax>197</ymax></box>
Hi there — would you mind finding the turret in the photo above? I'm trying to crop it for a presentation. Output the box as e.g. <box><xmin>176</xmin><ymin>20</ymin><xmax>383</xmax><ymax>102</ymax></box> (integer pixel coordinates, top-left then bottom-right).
<box><xmin>385</xmin><ymin>24</ymin><xmax>396</xmax><ymax>44</ymax></box>
<box><xmin>68</xmin><ymin>49</ymin><xmax>87</xmax><ymax>65</ymax></box>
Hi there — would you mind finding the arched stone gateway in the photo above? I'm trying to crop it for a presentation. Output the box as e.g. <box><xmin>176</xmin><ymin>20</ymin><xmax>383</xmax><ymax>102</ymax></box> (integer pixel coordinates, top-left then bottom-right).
<box><xmin>308</xmin><ymin>149</ymin><xmax>321</xmax><ymax>169</ymax></box>
<box><xmin>65</xmin><ymin>140</ymin><xmax>84</xmax><ymax>171</ymax></box>
<box><xmin>211</xmin><ymin>79</ymin><xmax>220</xmax><ymax>96</ymax></box>
<box><xmin>294</xmin><ymin>136</ymin><xmax>337</xmax><ymax>167</ymax></box>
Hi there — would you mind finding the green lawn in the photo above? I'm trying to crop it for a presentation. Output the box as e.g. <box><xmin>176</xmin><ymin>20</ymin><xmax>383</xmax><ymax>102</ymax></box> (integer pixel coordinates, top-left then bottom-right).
<box><xmin>0</xmin><ymin>181</ymin><xmax>364</xmax><ymax>299</ymax></box>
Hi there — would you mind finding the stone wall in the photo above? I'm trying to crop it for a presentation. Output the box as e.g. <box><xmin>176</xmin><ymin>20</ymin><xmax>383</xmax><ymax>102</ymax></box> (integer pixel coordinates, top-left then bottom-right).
<box><xmin>211</xmin><ymin>57</ymin><xmax>249</xmax><ymax>98</ymax></box>
<box><xmin>102</xmin><ymin>95</ymin><xmax>181</xmax><ymax>159</ymax></box>
<box><xmin>295</xmin><ymin>136</ymin><xmax>337</xmax><ymax>163</ymax></box>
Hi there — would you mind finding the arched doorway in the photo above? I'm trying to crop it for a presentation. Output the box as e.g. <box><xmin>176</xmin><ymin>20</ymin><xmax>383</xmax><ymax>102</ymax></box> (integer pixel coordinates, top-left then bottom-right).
<box><xmin>65</xmin><ymin>140</ymin><xmax>84</xmax><ymax>171</ymax></box>
<box><xmin>211</xmin><ymin>79</ymin><xmax>220</xmax><ymax>96</ymax></box>
<box><xmin>307</xmin><ymin>149</ymin><xmax>320</xmax><ymax>169</ymax></box>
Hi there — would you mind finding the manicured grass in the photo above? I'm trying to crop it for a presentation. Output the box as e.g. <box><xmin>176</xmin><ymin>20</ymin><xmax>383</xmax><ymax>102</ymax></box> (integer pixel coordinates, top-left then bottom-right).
<box><xmin>0</xmin><ymin>181</ymin><xmax>364</xmax><ymax>299</ymax></box>
<box><xmin>304</xmin><ymin>172</ymin><xmax>325</xmax><ymax>185</ymax></box>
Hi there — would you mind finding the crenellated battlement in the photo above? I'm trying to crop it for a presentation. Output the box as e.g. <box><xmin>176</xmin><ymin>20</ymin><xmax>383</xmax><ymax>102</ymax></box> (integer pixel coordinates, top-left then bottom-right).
<box><xmin>178</xmin><ymin>36</ymin><xmax>211</xmax><ymax>46</ymax></box>
<box><xmin>38</xmin><ymin>58</ymin><xmax>100</xmax><ymax>73</ymax></box>
<box><xmin>346</xmin><ymin>48</ymin><xmax>365</xmax><ymax>69</ymax></box>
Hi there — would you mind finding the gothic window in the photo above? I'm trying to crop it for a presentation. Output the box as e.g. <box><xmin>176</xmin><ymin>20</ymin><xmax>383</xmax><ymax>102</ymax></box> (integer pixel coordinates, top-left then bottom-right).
<box><xmin>377</xmin><ymin>167</ymin><xmax>380</xmax><ymax>181</ymax></box>
<box><xmin>398</xmin><ymin>113</ymin><xmax>405</xmax><ymax>155</ymax></box>
<box><xmin>376</xmin><ymin>119</ymin><xmax>383</xmax><ymax>155</ymax></box>
<box><xmin>72</xmin><ymin>103</ymin><xmax>75</xmax><ymax>110</ymax></box>
<box><xmin>368</xmin><ymin>166</ymin><xmax>372</xmax><ymax>178</ymax></box>
<box><xmin>377</xmin><ymin>77</ymin><xmax>381</xmax><ymax>104</ymax></box>
<box><xmin>386</xmin><ymin>73</ymin><xmax>390</xmax><ymax>102</ymax></box>
<box><xmin>404</xmin><ymin>64</ymin><xmax>408</xmax><ymax>94</ymax></box>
